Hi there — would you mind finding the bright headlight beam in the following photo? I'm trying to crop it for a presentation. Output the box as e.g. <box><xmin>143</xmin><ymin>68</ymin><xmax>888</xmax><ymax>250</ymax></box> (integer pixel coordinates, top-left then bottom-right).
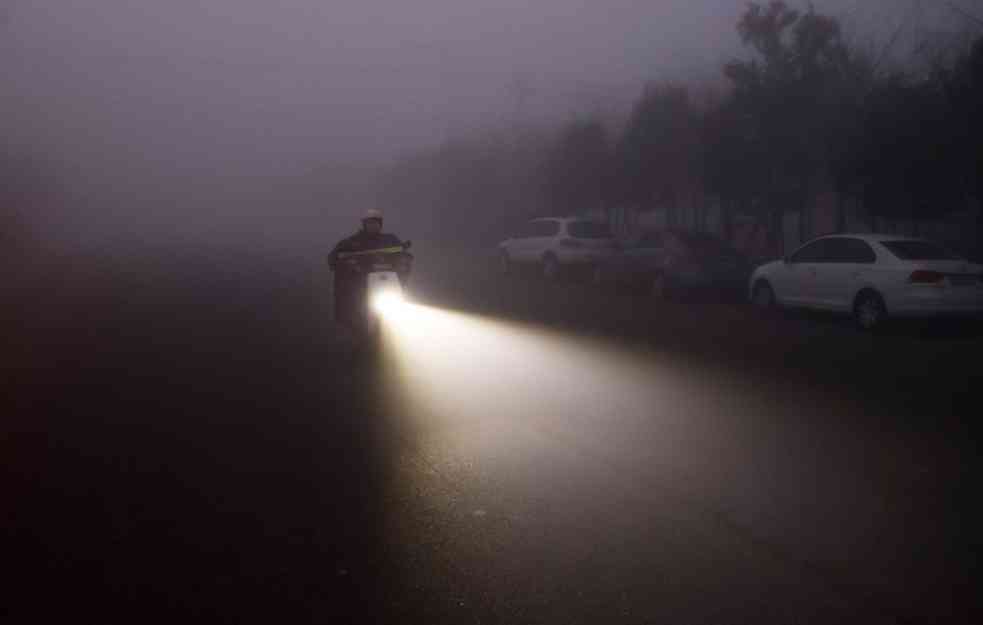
<box><xmin>377</xmin><ymin>300</ymin><xmax>763</xmax><ymax>526</ymax></box>
<box><xmin>371</xmin><ymin>290</ymin><xmax>406</xmax><ymax>316</ymax></box>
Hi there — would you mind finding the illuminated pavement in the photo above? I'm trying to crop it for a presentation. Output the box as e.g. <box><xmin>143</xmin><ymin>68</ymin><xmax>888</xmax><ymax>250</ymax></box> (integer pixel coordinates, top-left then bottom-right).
<box><xmin>4</xmin><ymin>247</ymin><xmax>980</xmax><ymax>624</ymax></box>
<box><xmin>372</xmin><ymin>253</ymin><xmax>978</xmax><ymax>624</ymax></box>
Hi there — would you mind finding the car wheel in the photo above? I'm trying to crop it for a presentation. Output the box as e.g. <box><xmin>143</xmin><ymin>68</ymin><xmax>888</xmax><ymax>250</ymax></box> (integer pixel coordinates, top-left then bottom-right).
<box><xmin>752</xmin><ymin>281</ymin><xmax>776</xmax><ymax>311</ymax></box>
<box><xmin>500</xmin><ymin>251</ymin><xmax>513</xmax><ymax>276</ymax></box>
<box><xmin>854</xmin><ymin>290</ymin><xmax>886</xmax><ymax>331</ymax></box>
<box><xmin>542</xmin><ymin>254</ymin><xmax>560</xmax><ymax>281</ymax></box>
<box><xmin>651</xmin><ymin>272</ymin><xmax>669</xmax><ymax>300</ymax></box>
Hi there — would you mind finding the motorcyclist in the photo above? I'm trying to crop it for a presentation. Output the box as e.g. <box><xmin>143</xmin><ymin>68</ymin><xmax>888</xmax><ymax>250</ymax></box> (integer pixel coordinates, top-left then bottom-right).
<box><xmin>328</xmin><ymin>209</ymin><xmax>409</xmax><ymax>327</ymax></box>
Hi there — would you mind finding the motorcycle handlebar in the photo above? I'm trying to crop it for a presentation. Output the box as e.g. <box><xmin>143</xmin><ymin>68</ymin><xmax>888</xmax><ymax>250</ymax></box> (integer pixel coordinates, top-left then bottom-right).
<box><xmin>335</xmin><ymin>245</ymin><xmax>409</xmax><ymax>260</ymax></box>
<box><xmin>330</xmin><ymin>247</ymin><xmax>413</xmax><ymax>273</ymax></box>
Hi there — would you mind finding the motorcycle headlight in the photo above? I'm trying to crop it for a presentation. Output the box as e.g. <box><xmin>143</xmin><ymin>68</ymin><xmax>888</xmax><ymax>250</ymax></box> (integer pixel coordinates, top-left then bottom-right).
<box><xmin>371</xmin><ymin>290</ymin><xmax>405</xmax><ymax>315</ymax></box>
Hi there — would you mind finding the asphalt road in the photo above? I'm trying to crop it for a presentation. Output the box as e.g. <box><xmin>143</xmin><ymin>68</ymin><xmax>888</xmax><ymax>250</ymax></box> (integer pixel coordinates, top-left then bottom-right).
<box><xmin>4</xmin><ymin>244</ymin><xmax>980</xmax><ymax>624</ymax></box>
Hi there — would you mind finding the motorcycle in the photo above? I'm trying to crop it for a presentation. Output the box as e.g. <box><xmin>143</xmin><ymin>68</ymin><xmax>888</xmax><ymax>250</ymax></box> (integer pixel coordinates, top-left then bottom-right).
<box><xmin>333</xmin><ymin>241</ymin><xmax>413</xmax><ymax>338</ymax></box>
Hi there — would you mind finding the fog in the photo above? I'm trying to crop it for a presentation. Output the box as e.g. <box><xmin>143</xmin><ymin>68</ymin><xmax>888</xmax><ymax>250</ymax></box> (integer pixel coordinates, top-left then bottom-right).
<box><xmin>2</xmin><ymin>0</ymin><xmax>980</xmax><ymax>253</ymax></box>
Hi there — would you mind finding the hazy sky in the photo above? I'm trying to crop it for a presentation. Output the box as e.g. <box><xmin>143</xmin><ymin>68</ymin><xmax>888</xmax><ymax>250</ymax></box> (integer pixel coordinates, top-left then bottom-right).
<box><xmin>2</xmin><ymin>1</ymin><xmax>980</xmax><ymax>244</ymax></box>
<box><xmin>6</xmin><ymin>1</ymin><xmax>978</xmax><ymax>161</ymax></box>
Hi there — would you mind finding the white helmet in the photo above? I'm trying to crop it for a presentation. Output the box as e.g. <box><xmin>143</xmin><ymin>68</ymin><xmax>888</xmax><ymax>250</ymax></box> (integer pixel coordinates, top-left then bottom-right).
<box><xmin>362</xmin><ymin>208</ymin><xmax>383</xmax><ymax>223</ymax></box>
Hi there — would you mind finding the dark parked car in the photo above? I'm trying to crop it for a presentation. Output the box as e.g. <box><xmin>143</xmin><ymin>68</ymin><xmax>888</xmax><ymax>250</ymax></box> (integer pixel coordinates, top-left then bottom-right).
<box><xmin>593</xmin><ymin>229</ymin><xmax>751</xmax><ymax>299</ymax></box>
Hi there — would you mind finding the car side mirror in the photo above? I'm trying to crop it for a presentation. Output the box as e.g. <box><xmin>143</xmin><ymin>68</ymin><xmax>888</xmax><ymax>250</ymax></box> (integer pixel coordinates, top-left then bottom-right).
<box><xmin>403</xmin><ymin>240</ymin><xmax>412</xmax><ymax>250</ymax></box>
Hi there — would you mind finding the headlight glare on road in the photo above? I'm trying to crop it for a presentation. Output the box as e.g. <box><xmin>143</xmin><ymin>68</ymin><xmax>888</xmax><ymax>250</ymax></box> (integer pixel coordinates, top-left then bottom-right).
<box><xmin>376</xmin><ymin>299</ymin><xmax>743</xmax><ymax>526</ymax></box>
<box><xmin>378</xmin><ymin>301</ymin><xmax>673</xmax><ymax>446</ymax></box>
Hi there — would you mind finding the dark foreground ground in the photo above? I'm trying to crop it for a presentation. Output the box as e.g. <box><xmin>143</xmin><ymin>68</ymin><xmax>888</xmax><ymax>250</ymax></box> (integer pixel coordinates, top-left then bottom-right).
<box><xmin>3</xmin><ymin>243</ymin><xmax>981</xmax><ymax>624</ymax></box>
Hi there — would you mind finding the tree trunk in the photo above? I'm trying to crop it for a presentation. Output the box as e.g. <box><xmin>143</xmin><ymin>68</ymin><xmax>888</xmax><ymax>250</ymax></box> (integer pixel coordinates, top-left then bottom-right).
<box><xmin>836</xmin><ymin>194</ymin><xmax>848</xmax><ymax>233</ymax></box>
<box><xmin>721</xmin><ymin>200</ymin><xmax>733</xmax><ymax>244</ymax></box>
<box><xmin>976</xmin><ymin>210</ymin><xmax>983</xmax><ymax>262</ymax></box>
<box><xmin>798</xmin><ymin>203</ymin><xmax>809</xmax><ymax>246</ymax></box>
<box><xmin>769</xmin><ymin>209</ymin><xmax>785</xmax><ymax>259</ymax></box>
<box><xmin>727</xmin><ymin>202</ymin><xmax>735</xmax><ymax>242</ymax></box>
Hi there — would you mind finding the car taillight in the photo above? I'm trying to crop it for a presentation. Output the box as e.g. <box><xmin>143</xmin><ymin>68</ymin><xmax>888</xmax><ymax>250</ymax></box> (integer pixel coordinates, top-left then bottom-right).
<box><xmin>559</xmin><ymin>238</ymin><xmax>584</xmax><ymax>248</ymax></box>
<box><xmin>908</xmin><ymin>270</ymin><xmax>944</xmax><ymax>284</ymax></box>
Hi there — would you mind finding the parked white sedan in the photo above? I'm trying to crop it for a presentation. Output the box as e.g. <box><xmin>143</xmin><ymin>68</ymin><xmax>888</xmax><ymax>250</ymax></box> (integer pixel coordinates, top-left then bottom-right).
<box><xmin>498</xmin><ymin>217</ymin><xmax>616</xmax><ymax>279</ymax></box>
<box><xmin>749</xmin><ymin>234</ymin><xmax>983</xmax><ymax>330</ymax></box>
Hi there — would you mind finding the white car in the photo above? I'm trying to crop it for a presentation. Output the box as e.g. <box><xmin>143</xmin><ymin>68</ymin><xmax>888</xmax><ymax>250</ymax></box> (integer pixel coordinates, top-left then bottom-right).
<box><xmin>749</xmin><ymin>234</ymin><xmax>983</xmax><ymax>330</ymax></box>
<box><xmin>498</xmin><ymin>217</ymin><xmax>616</xmax><ymax>279</ymax></box>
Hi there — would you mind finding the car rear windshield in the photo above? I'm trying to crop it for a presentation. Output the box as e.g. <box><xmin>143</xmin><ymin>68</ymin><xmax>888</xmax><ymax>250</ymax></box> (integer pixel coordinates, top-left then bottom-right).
<box><xmin>880</xmin><ymin>240</ymin><xmax>961</xmax><ymax>261</ymax></box>
<box><xmin>567</xmin><ymin>221</ymin><xmax>611</xmax><ymax>239</ymax></box>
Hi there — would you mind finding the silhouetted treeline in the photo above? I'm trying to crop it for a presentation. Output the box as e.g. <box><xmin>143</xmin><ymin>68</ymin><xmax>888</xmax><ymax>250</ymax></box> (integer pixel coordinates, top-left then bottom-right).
<box><xmin>375</xmin><ymin>1</ymin><xmax>983</xmax><ymax>254</ymax></box>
